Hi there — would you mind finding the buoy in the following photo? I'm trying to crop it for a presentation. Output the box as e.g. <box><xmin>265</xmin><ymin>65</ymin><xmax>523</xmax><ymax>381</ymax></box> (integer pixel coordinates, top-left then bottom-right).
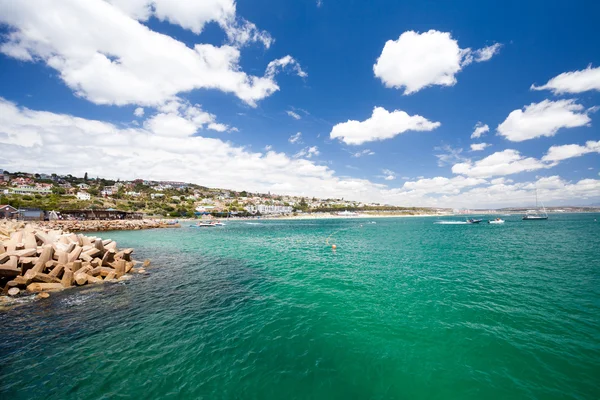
<box><xmin>331</xmin><ymin>244</ymin><xmax>337</xmax><ymax>250</ymax></box>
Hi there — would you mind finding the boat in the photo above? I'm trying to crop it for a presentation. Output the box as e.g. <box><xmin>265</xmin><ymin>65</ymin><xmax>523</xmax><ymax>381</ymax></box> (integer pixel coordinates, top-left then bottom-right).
<box><xmin>194</xmin><ymin>220</ymin><xmax>225</xmax><ymax>227</ymax></box>
<box><xmin>466</xmin><ymin>218</ymin><xmax>483</xmax><ymax>224</ymax></box>
<box><xmin>488</xmin><ymin>218</ymin><xmax>505</xmax><ymax>224</ymax></box>
<box><xmin>522</xmin><ymin>189</ymin><xmax>548</xmax><ymax>220</ymax></box>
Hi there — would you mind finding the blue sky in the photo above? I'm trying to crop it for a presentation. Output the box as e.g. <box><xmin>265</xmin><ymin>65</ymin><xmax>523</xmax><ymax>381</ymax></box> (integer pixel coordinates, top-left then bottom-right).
<box><xmin>0</xmin><ymin>0</ymin><xmax>599</xmax><ymax>207</ymax></box>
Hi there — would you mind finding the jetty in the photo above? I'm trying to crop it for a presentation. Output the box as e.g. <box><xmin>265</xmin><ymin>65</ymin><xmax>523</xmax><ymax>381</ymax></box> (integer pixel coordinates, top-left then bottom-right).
<box><xmin>0</xmin><ymin>220</ymin><xmax>150</xmax><ymax>300</ymax></box>
<box><xmin>39</xmin><ymin>219</ymin><xmax>181</xmax><ymax>232</ymax></box>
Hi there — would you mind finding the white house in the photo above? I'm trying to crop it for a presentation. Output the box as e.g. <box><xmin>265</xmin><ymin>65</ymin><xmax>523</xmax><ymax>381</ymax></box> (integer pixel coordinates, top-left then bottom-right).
<box><xmin>76</xmin><ymin>192</ymin><xmax>91</xmax><ymax>201</ymax></box>
<box><xmin>77</xmin><ymin>183</ymin><xmax>90</xmax><ymax>189</ymax></box>
<box><xmin>150</xmin><ymin>193</ymin><xmax>165</xmax><ymax>199</ymax></box>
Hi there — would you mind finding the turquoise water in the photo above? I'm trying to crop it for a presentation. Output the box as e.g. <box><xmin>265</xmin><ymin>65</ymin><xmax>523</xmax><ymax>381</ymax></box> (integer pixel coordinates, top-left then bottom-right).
<box><xmin>1</xmin><ymin>214</ymin><xmax>599</xmax><ymax>399</ymax></box>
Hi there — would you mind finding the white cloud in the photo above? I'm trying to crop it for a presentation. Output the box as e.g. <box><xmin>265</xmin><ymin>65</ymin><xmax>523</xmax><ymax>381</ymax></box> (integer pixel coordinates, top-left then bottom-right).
<box><xmin>330</xmin><ymin>106</ymin><xmax>440</xmax><ymax>145</ymax></box>
<box><xmin>497</xmin><ymin>99</ymin><xmax>593</xmax><ymax>142</ymax></box>
<box><xmin>382</xmin><ymin>169</ymin><xmax>396</xmax><ymax>181</ymax></box>
<box><xmin>471</xmin><ymin>122</ymin><xmax>489</xmax><ymax>139</ymax></box>
<box><xmin>542</xmin><ymin>140</ymin><xmax>600</xmax><ymax>162</ymax></box>
<box><xmin>266</xmin><ymin>55</ymin><xmax>307</xmax><ymax>79</ymax></box>
<box><xmin>134</xmin><ymin>107</ymin><xmax>144</xmax><ymax>117</ymax></box>
<box><xmin>531</xmin><ymin>65</ymin><xmax>600</xmax><ymax>94</ymax></box>
<box><xmin>289</xmin><ymin>132</ymin><xmax>302</xmax><ymax>144</ymax></box>
<box><xmin>0</xmin><ymin>0</ymin><xmax>303</xmax><ymax>108</ymax></box>
<box><xmin>295</xmin><ymin>146</ymin><xmax>320</xmax><ymax>159</ymax></box>
<box><xmin>316</xmin><ymin>0</ymin><xmax>323</xmax><ymax>7</ymax></box>
<box><xmin>1</xmin><ymin>99</ymin><xmax>598</xmax><ymax>209</ymax></box>
<box><xmin>373</xmin><ymin>30</ymin><xmax>500</xmax><ymax>94</ymax></box>
<box><xmin>286</xmin><ymin>110</ymin><xmax>301</xmax><ymax>120</ymax></box>
<box><xmin>107</xmin><ymin>0</ymin><xmax>272</xmax><ymax>48</ymax></box>
<box><xmin>402</xmin><ymin>176</ymin><xmax>486</xmax><ymax>195</ymax></box>
<box><xmin>435</xmin><ymin>145</ymin><xmax>468</xmax><ymax>167</ymax></box>
<box><xmin>351</xmin><ymin>149</ymin><xmax>375</xmax><ymax>158</ymax></box>
<box><xmin>470</xmin><ymin>143</ymin><xmax>490</xmax><ymax>151</ymax></box>
<box><xmin>143</xmin><ymin>102</ymin><xmax>229</xmax><ymax>137</ymax></box>
<box><xmin>470</xmin><ymin>43</ymin><xmax>502</xmax><ymax>63</ymax></box>
<box><xmin>490</xmin><ymin>177</ymin><xmax>513</xmax><ymax>185</ymax></box>
<box><xmin>264</xmin><ymin>145</ymin><xmax>272</xmax><ymax>151</ymax></box>
<box><xmin>452</xmin><ymin>149</ymin><xmax>552</xmax><ymax>178</ymax></box>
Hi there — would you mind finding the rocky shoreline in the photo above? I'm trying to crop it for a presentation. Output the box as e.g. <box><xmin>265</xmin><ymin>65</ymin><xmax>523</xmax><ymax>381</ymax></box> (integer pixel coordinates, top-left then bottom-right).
<box><xmin>0</xmin><ymin>220</ymin><xmax>151</xmax><ymax>303</ymax></box>
<box><xmin>37</xmin><ymin>219</ymin><xmax>181</xmax><ymax>232</ymax></box>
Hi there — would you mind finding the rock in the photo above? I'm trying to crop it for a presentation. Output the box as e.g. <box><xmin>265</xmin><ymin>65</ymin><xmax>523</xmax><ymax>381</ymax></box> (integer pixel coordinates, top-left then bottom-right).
<box><xmin>115</xmin><ymin>260</ymin><xmax>126</xmax><ymax>278</ymax></box>
<box><xmin>26</xmin><ymin>283</ymin><xmax>64</xmax><ymax>292</ymax></box>
<box><xmin>61</xmin><ymin>268</ymin><xmax>73</xmax><ymax>287</ymax></box>
<box><xmin>138</xmin><ymin>268</ymin><xmax>146</xmax><ymax>274</ymax></box>
<box><xmin>8</xmin><ymin>287</ymin><xmax>20</xmax><ymax>296</ymax></box>
<box><xmin>36</xmin><ymin>292</ymin><xmax>50</xmax><ymax>299</ymax></box>
<box><xmin>74</xmin><ymin>273</ymin><xmax>88</xmax><ymax>286</ymax></box>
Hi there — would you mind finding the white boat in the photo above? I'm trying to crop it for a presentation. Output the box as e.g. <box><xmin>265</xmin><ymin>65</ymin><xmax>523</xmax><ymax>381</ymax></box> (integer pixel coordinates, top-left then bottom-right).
<box><xmin>523</xmin><ymin>189</ymin><xmax>548</xmax><ymax>220</ymax></box>
<box><xmin>488</xmin><ymin>218</ymin><xmax>505</xmax><ymax>224</ymax></box>
<box><xmin>195</xmin><ymin>220</ymin><xmax>225</xmax><ymax>227</ymax></box>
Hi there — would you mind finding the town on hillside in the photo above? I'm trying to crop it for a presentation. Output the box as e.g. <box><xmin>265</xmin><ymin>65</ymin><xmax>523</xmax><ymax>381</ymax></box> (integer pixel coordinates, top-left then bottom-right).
<box><xmin>0</xmin><ymin>169</ymin><xmax>441</xmax><ymax>220</ymax></box>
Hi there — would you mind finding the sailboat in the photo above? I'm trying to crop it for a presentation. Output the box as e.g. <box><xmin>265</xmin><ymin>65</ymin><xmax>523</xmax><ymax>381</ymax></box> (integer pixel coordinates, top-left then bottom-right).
<box><xmin>522</xmin><ymin>189</ymin><xmax>548</xmax><ymax>220</ymax></box>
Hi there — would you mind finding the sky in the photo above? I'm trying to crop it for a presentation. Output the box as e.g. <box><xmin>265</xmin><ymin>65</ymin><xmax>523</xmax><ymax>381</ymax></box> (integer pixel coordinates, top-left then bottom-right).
<box><xmin>0</xmin><ymin>0</ymin><xmax>599</xmax><ymax>208</ymax></box>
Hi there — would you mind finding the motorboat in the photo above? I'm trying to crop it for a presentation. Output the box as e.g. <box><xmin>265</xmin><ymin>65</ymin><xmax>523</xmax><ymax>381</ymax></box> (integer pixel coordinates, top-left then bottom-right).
<box><xmin>488</xmin><ymin>218</ymin><xmax>505</xmax><ymax>224</ymax></box>
<box><xmin>466</xmin><ymin>218</ymin><xmax>483</xmax><ymax>224</ymax></box>
<box><xmin>194</xmin><ymin>220</ymin><xmax>225</xmax><ymax>227</ymax></box>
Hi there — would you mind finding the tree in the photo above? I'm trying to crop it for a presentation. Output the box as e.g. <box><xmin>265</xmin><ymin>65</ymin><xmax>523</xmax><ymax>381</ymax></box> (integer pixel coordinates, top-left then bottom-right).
<box><xmin>84</xmin><ymin>172</ymin><xmax>88</xmax><ymax>181</ymax></box>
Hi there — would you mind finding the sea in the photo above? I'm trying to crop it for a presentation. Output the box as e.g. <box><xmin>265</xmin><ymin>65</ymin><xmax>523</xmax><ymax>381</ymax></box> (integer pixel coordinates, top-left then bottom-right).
<box><xmin>1</xmin><ymin>214</ymin><xmax>599</xmax><ymax>399</ymax></box>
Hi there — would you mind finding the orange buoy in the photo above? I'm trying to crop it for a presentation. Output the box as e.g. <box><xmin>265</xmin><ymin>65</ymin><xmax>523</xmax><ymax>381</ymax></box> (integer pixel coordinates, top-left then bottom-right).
<box><xmin>331</xmin><ymin>244</ymin><xmax>337</xmax><ymax>250</ymax></box>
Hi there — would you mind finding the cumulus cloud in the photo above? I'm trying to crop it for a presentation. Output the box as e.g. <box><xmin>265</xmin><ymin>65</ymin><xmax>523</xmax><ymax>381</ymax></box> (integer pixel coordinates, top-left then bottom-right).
<box><xmin>108</xmin><ymin>0</ymin><xmax>272</xmax><ymax>48</ymax></box>
<box><xmin>373</xmin><ymin>30</ymin><xmax>500</xmax><ymax>94</ymax></box>
<box><xmin>531</xmin><ymin>65</ymin><xmax>600</xmax><ymax>94</ymax></box>
<box><xmin>542</xmin><ymin>140</ymin><xmax>600</xmax><ymax>162</ymax></box>
<box><xmin>0</xmin><ymin>0</ymin><xmax>303</xmax><ymax>108</ymax></box>
<box><xmin>470</xmin><ymin>143</ymin><xmax>490</xmax><ymax>151</ymax></box>
<box><xmin>402</xmin><ymin>176</ymin><xmax>486</xmax><ymax>195</ymax></box>
<box><xmin>286</xmin><ymin>110</ymin><xmax>301</xmax><ymax>120</ymax></box>
<box><xmin>471</xmin><ymin>122</ymin><xmax>489</xmax><ymax>139</ymax></box>
<box><xmin>451</xmin><ymin>149</ymin><xmax>553</xmax><ymax>178</ymax></box>
<box><xmin>288</xmin><ymin>132</ymin><xmax>302</xmax><ymax>144</ymax></box>
<box><xmin>382</xmin><ymin>169</ymin><xmax>396</xmax><ymax>181</ymax></box>
<box><xmin>497</xmin><ymin>99</ymin><xmax>593</xmax><ymax>142</ymax></box>
<box><xmin>1</xmin><ymin>99</ymin><xmax>598</xmax><ymax>208</ymax></box>
<box><xmin>134</xmin><ymin>107</ymin><xmax>145</xmax><ymax>117</ymax></box>
<box><xmin>330</xmin><ymin>106</ymin><xmax>440</xmax><ymax>145</ymax></box>
<box><xmin>143</xmin><ymin>102</ymin><xmax>229</xmax><ymax>137</ymax></box>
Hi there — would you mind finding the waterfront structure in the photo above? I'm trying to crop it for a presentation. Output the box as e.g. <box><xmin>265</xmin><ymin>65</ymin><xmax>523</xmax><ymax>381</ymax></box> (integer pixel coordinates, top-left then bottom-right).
<box><xmin>0</xmin><ymin>204</ymin><xmax>17</xmax><ymax>219</ymax></box>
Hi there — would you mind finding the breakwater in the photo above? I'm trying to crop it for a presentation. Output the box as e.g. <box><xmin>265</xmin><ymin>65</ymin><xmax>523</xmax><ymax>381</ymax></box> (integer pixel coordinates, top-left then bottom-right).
<box><xmin>0</xmin><ymin>220</ymin><xmax>149</xmax><ymax>302</ymax></box>
<box><xmin>38</xmin><ymin>219</ymin><xmax>181</xmax><ymax>232</ymax></box>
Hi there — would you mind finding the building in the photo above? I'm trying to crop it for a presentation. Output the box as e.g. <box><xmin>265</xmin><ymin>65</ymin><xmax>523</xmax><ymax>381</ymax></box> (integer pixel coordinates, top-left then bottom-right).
<box><xmin>76</xmin><ymin>192</ymin><xmax>91</xmax><ymax>201</ymax></box>
<box><xmin>18</xmin><ymin>208</ymin><xmax>44</xmax><ymax>221</ymax></box>
<box><xmin>151</xmin><ymin>193</ymin><xmax>165</xmax><ymax>199</ymax></box>
<box><xmin>58</xmin><ymin>209</ymin><xmax>143</xmax><ymax>220</ymax></box>
<box><xmin>0</xmin><ymin>204</ymin><xmax>17</xmax><ymax>219</ymax></box>
<box><xmin>77</xmin><ymin>183</ymin><xmax>90</xmax><ymax>189</ymax></box>
<box><xmin>255</xmin><ymin>204</ymin><xmax>293</xmax><ymax>214</ymax></box>
<box><xmin>9</xmin><ymin>186</ymin><xmax>52</xmax><ymax>195</ymax></box>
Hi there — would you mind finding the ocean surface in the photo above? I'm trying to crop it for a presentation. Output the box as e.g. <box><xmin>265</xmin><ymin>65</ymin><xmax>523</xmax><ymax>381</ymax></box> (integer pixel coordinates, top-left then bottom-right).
<box><xmin>1</xmin><ymin>214</ymin><xmax>599</xmax><ymax>399</ymax></box>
